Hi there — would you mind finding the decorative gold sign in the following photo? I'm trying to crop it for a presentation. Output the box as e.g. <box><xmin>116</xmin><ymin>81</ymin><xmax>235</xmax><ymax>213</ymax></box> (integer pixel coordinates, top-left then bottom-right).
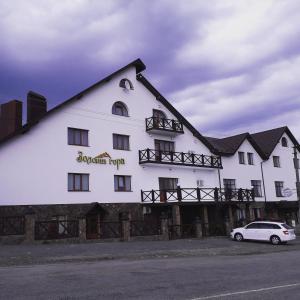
<box><xmin>76</xmin><ymin>151</ymin><xmax>125</xmax><ymax>169</ymax></box>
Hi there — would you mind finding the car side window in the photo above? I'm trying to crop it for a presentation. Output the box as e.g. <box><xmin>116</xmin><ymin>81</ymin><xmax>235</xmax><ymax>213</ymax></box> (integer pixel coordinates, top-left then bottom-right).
<box><xmin>259</xmin><ymin>223</ymin><xmax>271</xmax><ymax>229</ymax></box>
<box><xmin>246</xmin><ymin>223</ymin><xmax>259</xmax><ymax>229</ymax></box>
<box><xmin>272</xmin><ymin>224</ymin><xmax>281</xmax><ymax>229</ymax></box>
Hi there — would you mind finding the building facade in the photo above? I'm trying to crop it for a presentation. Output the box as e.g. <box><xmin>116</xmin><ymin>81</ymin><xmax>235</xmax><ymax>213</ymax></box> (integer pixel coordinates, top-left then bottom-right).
<box><xmin>0</xmin><ymin>59</ymin><xmax>299</xmax><ymax>242</ymax></box>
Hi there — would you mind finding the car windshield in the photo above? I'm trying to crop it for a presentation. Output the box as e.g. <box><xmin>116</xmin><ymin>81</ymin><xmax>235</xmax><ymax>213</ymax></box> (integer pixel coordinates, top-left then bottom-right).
<box><xmin>281</xmin><ymin>223</ymin><xmax>293</xmax><ymax>229</ymax></box>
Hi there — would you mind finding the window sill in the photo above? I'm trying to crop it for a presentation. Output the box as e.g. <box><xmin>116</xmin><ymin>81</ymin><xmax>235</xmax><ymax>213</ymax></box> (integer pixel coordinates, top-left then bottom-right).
<box><xmin>113</xmin><ymin>148</ymin><xmax>131</xmax><ymax>151</ymax></box>
<box><xmin>68</xmin><ymin>144</ymin><xmax>90</xmax><ymax>147</ymax></box>
<box><xmin>68</xmin><ymin>190</ymin><xmax>91</xmax><ymax>192</ymax></box>
<box><xmin>114</xmin><ymin>190</ymin><xmax>133</xmax><ymax>192</ymax></box>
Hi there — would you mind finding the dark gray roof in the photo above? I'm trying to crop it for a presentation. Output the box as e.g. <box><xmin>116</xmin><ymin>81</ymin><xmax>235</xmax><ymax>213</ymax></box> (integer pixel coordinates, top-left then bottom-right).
<box><xmin>251</xmin><ymin>126</ymin><xmax>300</xmax><ymax>158</ymax></box>
<box><xmin>205</xmin><ymin>133</ymin><xmax>266</xmax><ymax>158</ymax></box>
<box><xmin>206</xmin><ymin>126</ymin><xmax>300</xmax><ymax>159</ymax></box>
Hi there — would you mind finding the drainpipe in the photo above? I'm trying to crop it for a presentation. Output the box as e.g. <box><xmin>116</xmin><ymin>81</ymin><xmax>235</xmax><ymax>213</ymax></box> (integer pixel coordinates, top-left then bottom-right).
<box><xmin>293</xmin><ymin>146</ymin><xmax>300</xmax><ymax>226</ymax></box>
<box><xmin>260</xmin><ymin>160</ymin><xmax>267</xmax><ymax>217</ymax></box>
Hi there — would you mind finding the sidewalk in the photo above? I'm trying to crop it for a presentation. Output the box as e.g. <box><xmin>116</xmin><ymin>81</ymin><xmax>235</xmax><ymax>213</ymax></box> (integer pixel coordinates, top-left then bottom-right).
<box><xmin>0</xmin><ymin>237</ymin><xmax>299</xmax><ymax>267</ymax></box>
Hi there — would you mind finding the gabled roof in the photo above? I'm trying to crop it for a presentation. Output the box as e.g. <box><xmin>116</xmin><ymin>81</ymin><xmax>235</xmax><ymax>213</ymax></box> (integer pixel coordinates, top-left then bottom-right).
<box><xmin>136</xmin><ymin>74</ymin><xmax>218</xmax><ymax>153</ymax></box>
<box><xmin>0</xmin><ymin>59</ymin><xmax>145</xmax><ymax>147</ymax></box>
<box><xmin>251</xmin><ymin>126</ymin><xmax>300</xmax><ymax>158</ymax></box>
<box><xmin>205</xmin><ymin>133</ymin><xmax>266</xmax><ymax>158</ymax></box>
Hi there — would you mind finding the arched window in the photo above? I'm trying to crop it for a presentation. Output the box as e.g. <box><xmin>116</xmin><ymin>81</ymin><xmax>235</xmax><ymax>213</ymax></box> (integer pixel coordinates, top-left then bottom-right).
<box><xmin>119</xmin><ymin>78</ymin><xmax>134</xmax><ymax>90</ymax></box>
<box><xmin>281</xmin><ymin>137</ymin><xmax>288</xmax><ymax>147</ymax></box>
<box><xmin>112</xmin><ymin>101</ymin><xmax>128</xmax><ymax>117</ymax></box>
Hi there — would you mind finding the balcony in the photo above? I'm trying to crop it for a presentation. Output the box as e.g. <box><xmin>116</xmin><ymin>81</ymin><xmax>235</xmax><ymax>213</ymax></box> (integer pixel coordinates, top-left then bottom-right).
<box><xmin>141</xmin><ymin>187</ymin><xmax>255</xmax><ymax>203</ymax></box>
<box><xmin>145</xmin><ymin>117</ymin><xmax>184</xmax><ymax>136</ymax></box>
<box><xmin>139</xmin><ymin>149</ymin><xmax>222</xmax><ymax>169</ymax></box>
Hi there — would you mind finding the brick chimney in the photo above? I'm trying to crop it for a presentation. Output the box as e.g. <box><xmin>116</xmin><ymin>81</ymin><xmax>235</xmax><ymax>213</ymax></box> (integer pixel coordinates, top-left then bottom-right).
<box><xmin>0</xmin><ymin>100</ymin><xmax>23</xmax><ymax>140</ymax></box>
<box><xmin>27</xmin><ymin>91</ymin><xmax>47</xmax><ymax>124</ymax></box>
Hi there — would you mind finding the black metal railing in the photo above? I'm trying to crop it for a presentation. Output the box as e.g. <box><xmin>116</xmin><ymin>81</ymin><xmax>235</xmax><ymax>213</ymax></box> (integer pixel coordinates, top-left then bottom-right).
<box><xmin>139</xmin><ymin>149</ymin><xmax>222</xmax><ymax>169</ymax></box>
<box><xmin>35</xmin><ymin>220</ymin><xmax>79</xmax><ymax>240</ymax></box>
<box><xmin>145</xmin><ymin>117</ymin><xmax>184</xmax><ymax>133</ymax></box>
<box><xmin>141</xmin><ymin>187</ymin><xmax>255</xmax><ymax>203</ymax></box>
<box><xmin>100</xmin><ymin>222</ymin><xmax>121</xmax><ymax>239</ymax></box>
<box><xmin>0</xmin><ymin>216</ymin><xmax>25</xmax><ymax>236</ymax></box>
<box><xmin>130</xmin><ymin>220</ymin><xmax>161</xmax><ymax>237</ymax></box>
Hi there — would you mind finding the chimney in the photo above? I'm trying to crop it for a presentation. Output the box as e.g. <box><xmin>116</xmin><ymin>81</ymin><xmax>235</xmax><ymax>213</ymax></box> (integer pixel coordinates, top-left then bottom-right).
<box><xmin>0</xmin><ymin>100</ymin><xmax>23</xmax><ymax>140</ymax></box>
<box><xmin>27</xmin><ymin>91</ymin><xmax>47</xmax><ymax>124</ymax></box>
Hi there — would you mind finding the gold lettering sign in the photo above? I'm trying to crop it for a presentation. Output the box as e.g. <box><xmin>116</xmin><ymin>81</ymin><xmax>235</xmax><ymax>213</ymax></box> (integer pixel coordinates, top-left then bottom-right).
<box><xmin>76</xmin><ymin>151</ymin><xmax>125</xmax><ymax>169</ymax></box>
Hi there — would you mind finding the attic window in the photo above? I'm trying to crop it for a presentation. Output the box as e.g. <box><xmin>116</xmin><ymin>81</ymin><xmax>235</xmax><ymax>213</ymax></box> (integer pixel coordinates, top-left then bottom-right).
<box><xmin>119</xmin><ymin>78</ymin><xmax>134</xmax><ymax>90</ymax></box>
<box><xmin>281</xmin><ymin>137</ymin><xmax>288</xmax><ymax>147</ymax></box>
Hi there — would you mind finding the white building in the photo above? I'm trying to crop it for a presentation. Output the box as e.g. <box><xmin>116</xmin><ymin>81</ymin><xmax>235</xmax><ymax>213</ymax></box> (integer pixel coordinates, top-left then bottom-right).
<box><xmin>0</xmin><ymin>59</ymin><xmax>299</xmax><ymax>239</ymax></box>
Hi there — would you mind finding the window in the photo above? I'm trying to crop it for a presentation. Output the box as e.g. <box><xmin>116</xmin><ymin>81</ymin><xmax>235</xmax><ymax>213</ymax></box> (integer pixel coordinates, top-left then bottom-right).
<box><xmin>273</xmin><ymin>156</ymin><xmax>280</xmax><ymax>167</ymax></box>
<box><xmin>159</xmin><ymin>177</ymin><xmax>178</xmax><ymax>190</ymax></box>
<box><xmin>68</xmin><ymin>173</ymin><xmax>89</xmax><ymax>191</ymax></box>
<box><xmin>114</xmin><ymin>175</ymin><xmax>131</xmax><ymax>192</ymax></box>
<box><xmin>251</xmin><ymin>180</ymin><xmax>262</xmax><ymax>197</ymax></box>
<box><xmin>112</xmin><ymin>101</ymin><xmax>128</xmax><ymax>116</ymax></box>
<box><xmin>281</xmin><ymin>137</ymin><xmax>288</xmax><ymax>147</ymax></box>
<box><xmin>113</xmin><ymin>134</ymin><xmax>130</xmax><ymax>150</ymax></box>
<box><xmin>253</xmin><ymin>208</ymin><xmax>262</xmax><ymax>220</ymax></box>
<box><xmin>223</xmin><ymin>179</ymin><xmax>236</xmax><ymax>190</ymax></box>
<box><xmin>275</xmin><ymin>181</ymin><xmax>284</xmax><ymax>197</ymax></box>
<box><xmin>68</xmin><ymin>128</ymin><xmax>88</xmax><ymax>146</ymax></box>
<box><xmin>154</xmin><ymin>139</ymin><xmax>175</xmax><ymax>152</ymax></box>
<box><xmin>247</xmin><ymin>152</ymin><xmax>254</xmax><ymax>165</ymax></box>
<box><xmin>238</xmin><ymin>152</ymin><xmax>245</xmax><ymax>164</ymax></box>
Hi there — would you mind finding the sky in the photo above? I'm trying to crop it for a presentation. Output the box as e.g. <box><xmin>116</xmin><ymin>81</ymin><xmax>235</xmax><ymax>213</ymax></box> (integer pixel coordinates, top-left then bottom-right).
<box><xmin>1</xmin><ymin>0</ymin><xmax>300</xmax><ymax>139</ymax></box>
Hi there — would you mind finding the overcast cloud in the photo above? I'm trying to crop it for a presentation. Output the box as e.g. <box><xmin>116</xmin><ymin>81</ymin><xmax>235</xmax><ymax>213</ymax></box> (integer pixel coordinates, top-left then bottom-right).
<box><xmin>1</xmin><ymin>0</ymin><xmax>300</xmax><ymax>139</ymax></box>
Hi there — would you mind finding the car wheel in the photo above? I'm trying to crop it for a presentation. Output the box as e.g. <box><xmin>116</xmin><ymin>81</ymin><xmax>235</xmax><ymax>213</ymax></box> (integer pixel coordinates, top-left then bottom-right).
<box><xmin>270</xmin><ymin>235</ymin><xmax>281</xmax><ymax>245</ymax></box>
<box><xmin>234</xmin><ymin>233</ymin><xmax>243</xmax><ymax>242</ymax></box>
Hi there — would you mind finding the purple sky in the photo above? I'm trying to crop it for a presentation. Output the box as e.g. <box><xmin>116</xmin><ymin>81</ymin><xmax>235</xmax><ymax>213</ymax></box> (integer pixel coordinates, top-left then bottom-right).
<box><xmin>1</xmin><ymin>0</ymin><xmax>300</xmax><ymax>139</ymax></box>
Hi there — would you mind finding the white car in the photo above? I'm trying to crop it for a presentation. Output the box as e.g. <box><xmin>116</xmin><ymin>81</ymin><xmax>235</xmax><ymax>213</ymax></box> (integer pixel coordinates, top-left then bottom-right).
<box><xmin>231</xmin><ymin>221</ymin><xmax>296</xmax><ymax>245</ymax></box>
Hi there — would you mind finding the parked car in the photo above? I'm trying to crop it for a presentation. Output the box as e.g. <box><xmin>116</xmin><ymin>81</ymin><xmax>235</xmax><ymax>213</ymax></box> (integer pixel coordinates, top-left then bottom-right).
<box><xmin>231</xmin><ymin>221</ymin><xmax>296</xmax><ymax>245</ymax></box>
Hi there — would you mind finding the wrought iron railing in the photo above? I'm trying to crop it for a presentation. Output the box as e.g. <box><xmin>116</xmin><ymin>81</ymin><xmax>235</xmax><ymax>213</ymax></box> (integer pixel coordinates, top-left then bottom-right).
<box><xmin>130</xmin><ymin>220</ymin><xmax>161</xmax><ymax>237</ymax></box>
<box><xmin>139</xmin><ymin>149</ymin><xmax>222</xmax><ymax>168</ymax></box>
<box><xmin>100</xmin><ymin>222</ymin><xmax>121</xmax><ymax>239</ymax></box>
<box><xmin>141</xmin><ymin>187</ymin><xmax>255</xmax><ymax>203</ymax></box>
<box><xmin>0</xmin><ymin>216</ymin><xmax>25</xmax><ymax>236</ymax></box>
<box><xmin>35</xmin><ymin>220</ymin><xmax>79</xmax><ymax>240</ymax></box>
<box><xmin>145</xmin><ymin>117</ymin><xmax>184</xmax><ymax>133</ymax></box>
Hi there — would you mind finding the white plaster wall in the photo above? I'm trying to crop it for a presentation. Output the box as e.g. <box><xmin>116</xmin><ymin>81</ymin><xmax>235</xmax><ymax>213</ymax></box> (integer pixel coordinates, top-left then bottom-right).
<box><xmin>262</xmin><ymin>133</ymin><xmax>299</xmax><ymax>202</ymax></box>
<box><xmin>219</xmin><ymin>139</ymin><xmax>265</xmax><ymax>201</ymax></box>
<box><xmin>0</xmin><ymin>66</ymin><xmax>219</xmax><ymax>205</ymax></box>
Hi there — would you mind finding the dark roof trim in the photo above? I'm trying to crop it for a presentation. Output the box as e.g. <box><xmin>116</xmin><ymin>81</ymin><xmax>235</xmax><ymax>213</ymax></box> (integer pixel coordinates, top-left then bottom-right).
<box><xmin>136</xmin><ymin>74</ymin><xmax>218</xmax><ymax>153</ymax></box>
<box><xmin>0</xmin><ymin>59</ymin><xmax>145</xmax><ymax>148</ymax></box>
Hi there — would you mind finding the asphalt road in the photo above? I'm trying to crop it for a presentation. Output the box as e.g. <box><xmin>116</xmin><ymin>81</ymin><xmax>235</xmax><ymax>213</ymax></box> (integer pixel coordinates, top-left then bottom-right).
<box><xmin>1</xmin><ymin>246</ymin><xmax>300</xmax><ymax>299</ymax></box>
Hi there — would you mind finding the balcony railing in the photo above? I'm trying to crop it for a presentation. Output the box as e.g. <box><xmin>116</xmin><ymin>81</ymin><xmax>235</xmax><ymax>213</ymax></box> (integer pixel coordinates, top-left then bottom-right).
<box><xmin>141</xmin><ymin>187</ymin><xmax>255</xmax><ymax>203</ymax></box>
<box><xmin>139</xmin><ymin>149</ymin><xmax>222</xmax><ymax>169</ymax></box>
<box><xmin>145</xmin><ymin>117</ymin><xmax>184</xmax><ymax>134</ymax></box>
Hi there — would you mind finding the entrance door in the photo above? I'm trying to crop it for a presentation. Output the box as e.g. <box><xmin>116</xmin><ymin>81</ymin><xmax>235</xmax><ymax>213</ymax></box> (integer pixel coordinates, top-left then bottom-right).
<box><xmin>86</xmin><ymin>214</ymin><xmax>99</xmax><ymax>239</ymax></box>
<box><xmin>159</xmin><ymin>177</ymin><xmax>178</xmax><ymax>202</ymax></box>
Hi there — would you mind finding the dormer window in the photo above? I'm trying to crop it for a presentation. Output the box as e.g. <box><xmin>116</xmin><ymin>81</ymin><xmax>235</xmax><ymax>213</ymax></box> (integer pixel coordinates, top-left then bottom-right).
<box><xmin>281</xmin><ymin>137</ymin><xmax>288</xmax><ymax>147</ymax></box>
<box><xmin>112</xmin><ymin>101</ymin><xmax>128</xmax><ymax>117</ymax></box>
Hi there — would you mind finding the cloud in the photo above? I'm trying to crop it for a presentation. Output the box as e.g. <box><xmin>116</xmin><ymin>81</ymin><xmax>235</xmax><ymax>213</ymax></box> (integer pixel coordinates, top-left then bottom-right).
<box><xmin>1</xmin><ymin>0</ymin><xmax>300</xmax><ymax>141</ymax></box>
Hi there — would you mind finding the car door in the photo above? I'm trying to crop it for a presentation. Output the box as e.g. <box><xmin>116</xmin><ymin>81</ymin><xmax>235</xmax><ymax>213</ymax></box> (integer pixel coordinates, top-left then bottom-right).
<box><xmin>257</xmin><ymin>223</ymin><xmax>276</xmax><ymax>240</ymax></box>
<box><xmin>243</xmin><ymin>223</ymin><xmax>259</xmax><ymax>240</ymax></box>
